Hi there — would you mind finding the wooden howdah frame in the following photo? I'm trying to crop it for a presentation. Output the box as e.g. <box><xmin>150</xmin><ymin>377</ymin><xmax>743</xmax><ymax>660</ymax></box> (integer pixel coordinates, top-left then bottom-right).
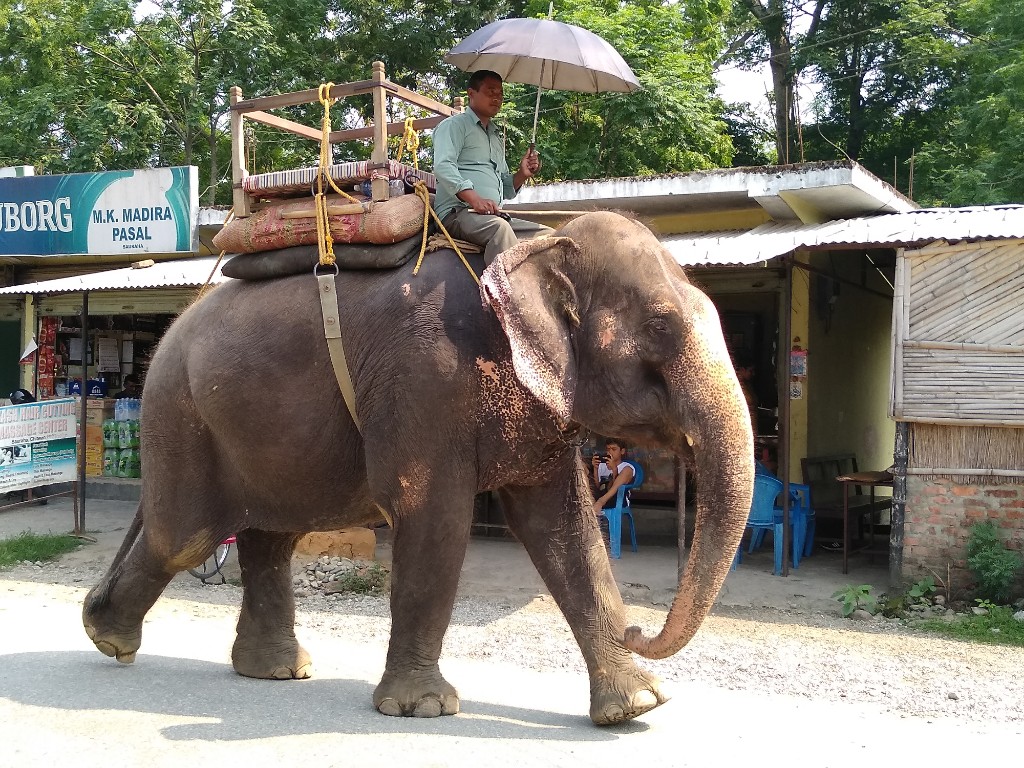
<box><xmin>229</xmin><ymin>61</ymin><xmax>463</xmax><ymax>217</ymax></box>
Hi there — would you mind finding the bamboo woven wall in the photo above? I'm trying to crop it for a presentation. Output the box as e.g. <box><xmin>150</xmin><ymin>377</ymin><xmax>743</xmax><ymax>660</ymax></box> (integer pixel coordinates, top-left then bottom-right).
<box><xmin>891</xmin><ymin>239</ymin><xmax>1024</xmax><ymax>426</ymax></box>
<box><xmin>910</xmin><ymin>423</ymin><xmax>1024</xmax><ymax>485</ymax></box>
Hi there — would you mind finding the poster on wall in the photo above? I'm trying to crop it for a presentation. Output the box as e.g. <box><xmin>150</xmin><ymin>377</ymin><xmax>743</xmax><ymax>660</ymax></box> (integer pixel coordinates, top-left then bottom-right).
<box><xmin>0</xmin><ymin>398</ymin><xmax>78</xmax><ymax>493</ymax></box>
<box><xmin>0</xmin><ymin>166</ymin><xmax>198</xmax><ymax>256</ymax></box>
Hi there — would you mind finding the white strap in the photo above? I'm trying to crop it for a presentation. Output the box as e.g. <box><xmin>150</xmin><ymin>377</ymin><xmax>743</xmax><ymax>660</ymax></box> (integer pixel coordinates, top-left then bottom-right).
<box><xmin>317</xmin><ymin>271</ymin><xmax>361</xmax><ymax>432</ymax></box>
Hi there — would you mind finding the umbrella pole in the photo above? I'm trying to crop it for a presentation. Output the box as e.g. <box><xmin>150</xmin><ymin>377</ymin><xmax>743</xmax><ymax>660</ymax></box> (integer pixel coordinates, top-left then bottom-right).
<box><xmin>530</xmin><ymin>59</ymin><xmax>546</xmax><ymax>150</ymax></box>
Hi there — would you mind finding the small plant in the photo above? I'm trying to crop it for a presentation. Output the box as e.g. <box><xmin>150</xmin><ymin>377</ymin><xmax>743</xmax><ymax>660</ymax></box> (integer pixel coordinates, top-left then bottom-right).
<box><xmin>832</xmin><ymin>584</ymin><xmax>877</xmax><ymax>617</ymax></box>
<box><xmin>974</xmin><ymin>598</ymin><xmax>998</xmax><ymax>612</ymax></box>
<box><xmin>966</xmin><ymin>521</ymin><xmax>1023</xmax><ymax>604</ymax></box>
<box><xmin>908</xmin><ymin>576</ymin><xmax>937</xmax><ymax>601</ymax></box>
<box><xmin>0</xmin><ymin>531</ymin><xmax>82</xmax><ymax>568</ymax></box>
<box><xmin>328</xmin><ymin>562</ymin><xmax>390</xmax><ymax>595</ymax></box>
<box><xmin>879</xmin><ymin>594</ymin><xmax>906</xmax><ymax>618</ymax></box>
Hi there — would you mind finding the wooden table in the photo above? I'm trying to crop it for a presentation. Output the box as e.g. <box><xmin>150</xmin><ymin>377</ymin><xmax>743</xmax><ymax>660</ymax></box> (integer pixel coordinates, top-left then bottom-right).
<box><xmin>838</xmin><ymin>472</ymin><xmax>893</xmax><ymax>574</ymax></box>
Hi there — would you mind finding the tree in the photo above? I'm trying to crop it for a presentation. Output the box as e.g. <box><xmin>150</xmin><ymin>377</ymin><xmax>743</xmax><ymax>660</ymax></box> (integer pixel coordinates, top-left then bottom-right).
<box><xmin>0</xmin><ymin>0</ymin><xmax>165</xmax><ymax>172</ymax></box>
<box><xmin>514</xmin><ymin>0</ymin><xmax>733</xmax><ymax>179</ymax></box>
<box><xmin>726</xmin><ymin>0</ymin><xmax>825</xmax><ymax>165</ymax></box>
<box><xmin>796</xmin><ymin>0</ymin><xmax>959</xmax><ymax>196</ymax></box>
<box><xmin>913</xmin><ymin>0</ymin><xmax>1024</xmax><ymax>204</ymax></box>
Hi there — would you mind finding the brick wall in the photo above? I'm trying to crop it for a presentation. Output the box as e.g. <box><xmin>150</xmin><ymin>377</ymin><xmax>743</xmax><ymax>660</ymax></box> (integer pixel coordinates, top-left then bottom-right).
<box><xmin>904</xmin><ymin>475</ymin><xmax>1024</xmax><ymax>591</ymax></box>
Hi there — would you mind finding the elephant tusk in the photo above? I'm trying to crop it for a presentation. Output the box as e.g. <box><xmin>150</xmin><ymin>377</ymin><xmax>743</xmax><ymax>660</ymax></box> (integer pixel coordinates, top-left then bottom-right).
<box><xmin>685</xmin><ymin>434</ymin><xmax>695</xmax><ymax>447</ymax></box>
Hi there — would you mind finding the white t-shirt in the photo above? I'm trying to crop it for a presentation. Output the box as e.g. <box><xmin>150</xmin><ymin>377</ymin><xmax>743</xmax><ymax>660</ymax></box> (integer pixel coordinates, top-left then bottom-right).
<box><xmin>597</xmin><ymin>460</ymin><xmax>636</xmax><ymax>507</ymax></box>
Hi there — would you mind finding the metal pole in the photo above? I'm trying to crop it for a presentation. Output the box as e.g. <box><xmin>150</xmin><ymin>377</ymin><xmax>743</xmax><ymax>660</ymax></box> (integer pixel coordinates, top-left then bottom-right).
<box><xmin>529</xmin><ymin>2</ymin><xmax>555</xmax><ymax>150</ymax></box>
<box><xmin>76</xmin><ymin>291</ymin><xmax>89</xmax><ymax>535</ymax></box>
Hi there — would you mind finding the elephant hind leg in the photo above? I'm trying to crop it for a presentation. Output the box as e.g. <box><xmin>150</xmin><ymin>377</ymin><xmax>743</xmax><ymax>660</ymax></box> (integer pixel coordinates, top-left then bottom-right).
<box><xmin>83</xmin><ymin>526</ymin><xmax>177</xmax><ymax>664</ymax></box>
<box><xmin>231</xmin><ymin>529</ymin><xmax>312</xmax><ymax>680</ymax></box>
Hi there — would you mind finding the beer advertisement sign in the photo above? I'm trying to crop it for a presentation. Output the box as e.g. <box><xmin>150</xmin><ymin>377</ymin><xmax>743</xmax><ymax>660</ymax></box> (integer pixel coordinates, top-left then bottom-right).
<box><xmin>0</xmin><ymin>166</ymin><xmax>198</xmax><ymax>256</ymax></box>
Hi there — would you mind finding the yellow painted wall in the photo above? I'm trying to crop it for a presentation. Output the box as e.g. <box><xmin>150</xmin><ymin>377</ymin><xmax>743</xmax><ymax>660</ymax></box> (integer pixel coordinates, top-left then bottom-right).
<box><xmin>804</xmin><ymin>251</ymin><xmax>896</xmax><ymax>475</ymax></box>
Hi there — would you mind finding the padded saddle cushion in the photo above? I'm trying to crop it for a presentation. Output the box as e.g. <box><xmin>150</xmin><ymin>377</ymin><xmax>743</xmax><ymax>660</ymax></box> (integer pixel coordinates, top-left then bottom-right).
<box><xmin>221</xmin><ymin>237</ymin><xmax>424</xmax><ymax>280</ymax></box>
<box><xmin>212</xmin><ymin>193</ymin><xmax>426</xmax><ymax>254</ymax></box>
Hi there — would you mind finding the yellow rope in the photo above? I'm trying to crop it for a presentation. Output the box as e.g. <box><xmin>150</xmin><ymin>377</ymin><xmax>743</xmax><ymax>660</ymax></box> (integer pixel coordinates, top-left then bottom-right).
<box><xmin>410</xmin><ymin>181</ymin><xmax>479</xmax><ymax>285</ymax></box>
<box><xmin>395</xmin><ymin>117</ymin><xmax>420</xmax><ymax>169</ymax></box>
<box><xmin>196</xmin><ymin>207</ymin><xmax>237</xmax><ymax>301</ymax></box>
<box><xmin>315</xmin><ymin>83</ymin><xmax>362</xmax><ymax>267</ymax></box>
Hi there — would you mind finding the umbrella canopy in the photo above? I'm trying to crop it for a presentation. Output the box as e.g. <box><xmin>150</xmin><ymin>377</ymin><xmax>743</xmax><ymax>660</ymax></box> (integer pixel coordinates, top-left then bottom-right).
<box><xmin>445</xmin><ymin>18</ymin><xmax>641</xmax><ymax>94</ymax></box>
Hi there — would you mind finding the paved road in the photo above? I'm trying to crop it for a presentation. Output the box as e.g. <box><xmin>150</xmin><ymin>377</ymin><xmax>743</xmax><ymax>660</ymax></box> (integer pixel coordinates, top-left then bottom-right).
<box><xmin>1</xmin><ymin>577</ymin><xmax>1021</xmax><ymax>768</ymax></box>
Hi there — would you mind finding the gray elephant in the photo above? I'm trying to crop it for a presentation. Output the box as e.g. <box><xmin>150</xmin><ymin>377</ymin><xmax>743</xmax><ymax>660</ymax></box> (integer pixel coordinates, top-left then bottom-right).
<box><xmin>83</xmin><ymin>211</ymin><xmax>754</xmax><ymax>725</ymax></box>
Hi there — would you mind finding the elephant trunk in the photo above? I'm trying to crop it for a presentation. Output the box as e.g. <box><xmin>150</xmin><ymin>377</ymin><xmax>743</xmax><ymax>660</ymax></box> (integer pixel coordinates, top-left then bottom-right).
<box><xmin>624</xmin><ymin>317</ymin><xmax>754</xmax><ymax>660</ymax></box>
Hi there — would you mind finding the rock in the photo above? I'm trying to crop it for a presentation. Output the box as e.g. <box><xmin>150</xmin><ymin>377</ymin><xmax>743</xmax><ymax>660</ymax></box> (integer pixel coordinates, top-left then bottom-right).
<box><xmin>971</xmin><ymin>606</ymin><xmax>989</xmax><ymax>616</ymax></box>
<box><xmin>947</xmin><ymin>691</ymin><xmax>959</xmax><ymax>701</ymax></box>
<box><xmin>850</xmin><ymin>609</ymin><xmax>875</xmax><ymax>621</ymax></box>
<box><xmin>908</xmin><ymin>603</ymin><xmax>928</xmax><ymax>612</ymax></box>
<box><xmin>933</xmin><ymin>595</ymin><xmax>946</xmax><ymax>606</ymax></box>
<box><xmin>1013</xmin><ymin>611</ymin><xmax>1024</xmax><ymax>623</ymax></box>
<box><xmin>295</xmin><ymin>529</ymin><xmax>376</xmax><ymax>560</ymax></box>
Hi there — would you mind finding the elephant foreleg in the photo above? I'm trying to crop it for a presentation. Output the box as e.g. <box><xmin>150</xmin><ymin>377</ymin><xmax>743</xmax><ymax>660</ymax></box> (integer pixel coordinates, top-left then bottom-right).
<box><xmin>372</xmin><ymin>492</ymin><xmax>473</xmax><ymax>718</ymax></box>
<box><xmin>231</xmin><ymin>529</ymin><xmax>312</xmax><ymax>680</ymax></box>
<box><xmin>500</xmin><ymin>473</ymin><xmax>668</xmax><ymax>725</ymax></box>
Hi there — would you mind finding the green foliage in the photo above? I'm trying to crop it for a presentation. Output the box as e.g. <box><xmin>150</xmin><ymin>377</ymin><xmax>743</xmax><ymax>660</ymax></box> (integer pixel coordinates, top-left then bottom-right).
<box><xmin>913</xmin><ymin>0</ymin><xmax>1024</xmax><ymax>204</ymax></box>
<box><xmin>832</xmin><ymin>584</ymin><xmax>877</xmax><ymax>617</ymax></box>
<box><xmin>0</xmin><ymin>531</ymin><xmax>82</xmax><ymax>568</ymax></box>
<box><xmin>966</xmin><ymin>521</ymin><xmax>1023</xmax><ymax>604</ymax></box>
<box><xmin>879</xmin><ymin>594</ymin><xmax>907</xmax><ymax>618</ymax></box>
<box><xmin>330</xmin><ymin>562</ymin><xmax>390</xmax><ymax>595</ymax></box>
<box><xmin>498</xmin><ymin>0</ymin><xmax>734</xmax><ymax>178</ymax></box>
<box><xmin>908</xmin><ymin>576</ymin><xmax>937</xmax><ymax>601</ymax></box>
<box><xmin>915</xmin><ymin>605</ymin><xmax>1024</xmax><ymax>648</ymax></box>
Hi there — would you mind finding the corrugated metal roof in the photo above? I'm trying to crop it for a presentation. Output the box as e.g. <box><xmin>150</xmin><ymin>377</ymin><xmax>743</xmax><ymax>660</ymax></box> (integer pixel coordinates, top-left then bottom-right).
<box><xmin>664</xmin><ymin>205</ymin><xmax>1024</xmax><ymax>267</ymax></box>
<box><xmin>0</xmin><ymin>256</ymin><xmax>233</xmax><ymax>295</ymax></box>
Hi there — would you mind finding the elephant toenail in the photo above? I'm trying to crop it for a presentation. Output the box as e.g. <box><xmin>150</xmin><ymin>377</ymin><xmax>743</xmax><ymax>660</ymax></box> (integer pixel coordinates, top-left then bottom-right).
<box><xmin>377</xmin><ymin>698</ymin><xmax>403</xmax><ymax>717</ymax></box>
<box><xmin>633</xmin><ymin>690</ymin><xmax>657</xmax><ymax>710</ymax></box>
<box><xmin>413</xmin><ymin>696</ymin><xmax>443</xmax><ymax>717</ymax></box>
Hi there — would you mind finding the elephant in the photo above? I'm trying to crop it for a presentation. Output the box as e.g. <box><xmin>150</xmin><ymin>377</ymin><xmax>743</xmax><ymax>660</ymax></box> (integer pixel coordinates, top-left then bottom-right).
<box><xmin>82</xmin><ymin>210</ymin><xmax>754</xmax><ymax>726</ymax></box>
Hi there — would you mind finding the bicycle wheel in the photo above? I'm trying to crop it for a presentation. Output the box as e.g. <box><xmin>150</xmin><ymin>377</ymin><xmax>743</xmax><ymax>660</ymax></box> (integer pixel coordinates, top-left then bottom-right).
<box><xmin>188</xmin><ymin>542</ymin><xmax>232</xmax><ymax>583</ymax></box>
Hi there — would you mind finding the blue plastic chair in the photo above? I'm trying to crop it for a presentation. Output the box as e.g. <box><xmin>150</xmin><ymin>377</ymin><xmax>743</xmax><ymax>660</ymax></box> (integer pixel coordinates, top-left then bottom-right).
<box><xmin>601</xmin><ymin>462</ymin><xmax>644</xmax><ymax>559</ymax></box>
<box><xmin>751</xmin><ymin>462</ymin><xmax>815</xmax><ymax>564</ymax></box>
<box><xmin>734</xmin><ymin>474</ymin><xmax>786</xmax><ymax>575</ymax></box>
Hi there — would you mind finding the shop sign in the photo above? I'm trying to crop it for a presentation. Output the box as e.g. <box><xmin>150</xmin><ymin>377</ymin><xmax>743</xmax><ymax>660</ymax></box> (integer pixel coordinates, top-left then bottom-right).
<box><xmin>0</xmin><ymin>398</ymin><xmax>78</xmax><ymax>492</ymax></box>
<box><xmin>0</xmin><ymin>167</ymin><xmax>198</xmax><ymax>256</ymax></box>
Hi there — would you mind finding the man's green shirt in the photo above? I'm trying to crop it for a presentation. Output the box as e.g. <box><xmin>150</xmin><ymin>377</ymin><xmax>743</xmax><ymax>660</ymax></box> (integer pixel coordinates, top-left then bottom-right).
<box><xmin>432</xmin><ymin>108</ymin><xmax>518</xmax><ymax>221</ymax></box>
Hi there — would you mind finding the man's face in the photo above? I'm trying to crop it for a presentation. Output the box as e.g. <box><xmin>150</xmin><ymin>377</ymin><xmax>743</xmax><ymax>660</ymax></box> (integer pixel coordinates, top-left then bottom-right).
<box><xmin>468</xmin><ymin>76</ymin><xmax>504</xmax><ymax>120</ymax></box>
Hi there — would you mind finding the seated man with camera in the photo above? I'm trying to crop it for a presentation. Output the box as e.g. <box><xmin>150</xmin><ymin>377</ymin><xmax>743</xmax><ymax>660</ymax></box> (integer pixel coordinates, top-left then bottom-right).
<box><xmin>590</xmin><ymin>439</ymin><xmax>636</xmax><ymax>546</ymax></box>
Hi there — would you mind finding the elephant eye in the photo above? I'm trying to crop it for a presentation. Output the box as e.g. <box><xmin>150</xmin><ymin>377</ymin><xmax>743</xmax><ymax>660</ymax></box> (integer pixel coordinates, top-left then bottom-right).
<box><xmin>644</xmin><ymin>317</ymin><xmax>670</xmax><ymax>336</ymax></box>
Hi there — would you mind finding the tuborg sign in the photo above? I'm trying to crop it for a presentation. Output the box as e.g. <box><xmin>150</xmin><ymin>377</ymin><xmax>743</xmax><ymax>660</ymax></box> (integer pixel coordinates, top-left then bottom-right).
<box><xmin>0</xmin><ymin>166</ymin><xmax>198</xmax><ymax>256</ymax></box>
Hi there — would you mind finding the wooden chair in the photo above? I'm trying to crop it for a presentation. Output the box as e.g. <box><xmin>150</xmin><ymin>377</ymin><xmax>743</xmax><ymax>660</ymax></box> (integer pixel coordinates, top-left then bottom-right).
<box><xmin>801</xmin><ymin>454</ymin><xmax>892</xmax><ymax>567</ymax></box>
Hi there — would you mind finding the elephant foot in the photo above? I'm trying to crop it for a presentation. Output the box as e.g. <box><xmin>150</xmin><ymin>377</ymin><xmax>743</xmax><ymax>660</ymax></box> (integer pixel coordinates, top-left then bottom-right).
<box><xmin>373</xmin><ymin>669</ymin><xmax>460</xmax><ymax>718</ymax></box>
<box><xmin>589</xmin><ymin>668</ymin><xmax>669</xmax><ymax>725</ymax></box>
<box><xmin>232</xmin><ymin>639</ymin><xmax>313</xmax><ymax>680</ymax></box>
<box><xmin>82</xmin><ymin>594</ymin><xmax>142</xmax><ymax>664</ymax></box>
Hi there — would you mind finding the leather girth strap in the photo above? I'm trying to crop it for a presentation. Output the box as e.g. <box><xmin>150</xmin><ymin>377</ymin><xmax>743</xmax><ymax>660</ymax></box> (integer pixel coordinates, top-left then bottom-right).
<box><xmin>317</xmin><ymin>271</ymin><xmax>361</xmax><ymax>432</ymax></box>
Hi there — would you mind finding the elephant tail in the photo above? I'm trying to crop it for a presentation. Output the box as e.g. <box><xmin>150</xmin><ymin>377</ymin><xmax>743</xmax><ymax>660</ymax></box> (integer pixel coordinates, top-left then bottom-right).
<box><xmin>83</xmin><ymin>502</ymin><xmax>144</xmax><ymax>612</ymax></box>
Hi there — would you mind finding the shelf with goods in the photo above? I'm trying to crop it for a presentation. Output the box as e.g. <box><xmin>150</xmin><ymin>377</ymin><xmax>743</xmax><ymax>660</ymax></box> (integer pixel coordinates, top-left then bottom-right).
<box><xmin>39</xmin><ymin>316</ymin><xmax>158</xmax><ymax>399</ymax></box>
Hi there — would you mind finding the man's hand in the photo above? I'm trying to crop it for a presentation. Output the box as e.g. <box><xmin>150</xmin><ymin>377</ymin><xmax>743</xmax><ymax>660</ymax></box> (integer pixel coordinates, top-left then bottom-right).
<box><xmin>519</xmin><ymin>148</ymin><xmax>541</xmax><ymax>179</ymax></box>
<box><xmin>457</xmin><ymin>189</ymin><xmax>500</xmax><ymax>215</ymax></box>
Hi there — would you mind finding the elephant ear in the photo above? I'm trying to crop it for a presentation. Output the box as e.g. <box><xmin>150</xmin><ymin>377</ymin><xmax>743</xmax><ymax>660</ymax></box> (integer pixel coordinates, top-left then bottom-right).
<box><xmin>480</xmin><ymin>236</ymin><xmax>580</xmax><ymax>423</ymax></box>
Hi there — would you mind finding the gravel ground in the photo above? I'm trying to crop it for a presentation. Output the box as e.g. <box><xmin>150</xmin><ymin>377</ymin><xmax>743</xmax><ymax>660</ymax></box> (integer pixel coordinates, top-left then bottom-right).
<box><xmin>5</xmin><ymin>556</ymin><xmax>1023</xmax><ymax>727</ymax></box>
